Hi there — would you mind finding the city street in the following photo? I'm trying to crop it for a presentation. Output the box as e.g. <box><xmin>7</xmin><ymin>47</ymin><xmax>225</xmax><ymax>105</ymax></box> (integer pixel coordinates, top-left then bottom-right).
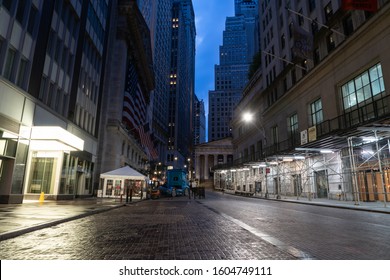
<box><xmin>1</xmin><ymin>191</ymin><xmax>390</xmax><ymax>260</ymax></box>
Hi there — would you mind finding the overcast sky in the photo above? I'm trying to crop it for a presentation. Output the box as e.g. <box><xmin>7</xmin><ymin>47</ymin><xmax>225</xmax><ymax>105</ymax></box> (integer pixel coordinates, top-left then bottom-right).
<box><xmin>193</xmin><ymin>0</ymin><xmax>235</xmax><ymax>139</ymax></box>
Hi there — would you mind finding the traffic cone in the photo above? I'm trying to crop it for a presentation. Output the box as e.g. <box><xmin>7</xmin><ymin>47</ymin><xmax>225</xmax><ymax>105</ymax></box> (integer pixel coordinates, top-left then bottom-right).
<box><xmin>39</xmin><ymin>192</ymin><xmax>45</xmax><ymax>203</ymax></box>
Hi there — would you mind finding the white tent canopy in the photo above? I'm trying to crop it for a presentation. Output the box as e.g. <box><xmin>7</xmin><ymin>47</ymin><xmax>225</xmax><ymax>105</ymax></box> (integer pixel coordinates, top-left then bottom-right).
<box><xmin>100</xmin><ymin>166</ymin><xmax>147</xmax><ymax>180</ymax></box>
<box><xmin>99</xmin><ymin>166</ymin><xmax>148</xmax><ymax>198</ymax></box>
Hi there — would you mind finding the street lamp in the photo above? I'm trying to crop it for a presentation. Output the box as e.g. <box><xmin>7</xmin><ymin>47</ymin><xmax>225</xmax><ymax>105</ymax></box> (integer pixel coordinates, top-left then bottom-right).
<box><xmin>242</xmin><ymin>112</ymin><xmax>254</xmax><ymax>122</ymax></box>
<box><xmin>187</xmin><ymin>158</ymin><xmax>191</xmax><ymax>180</ymax></box>
<box><xmin>242</xmin><ymin>111</ymin><xmax>269</xmax><ymax>198</ymax></box>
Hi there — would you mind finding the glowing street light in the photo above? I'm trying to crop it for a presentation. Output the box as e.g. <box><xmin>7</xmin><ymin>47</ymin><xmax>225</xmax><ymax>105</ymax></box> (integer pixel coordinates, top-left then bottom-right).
<box><xmin>242</xmin><ymin>112</ymin><xmax>254</xmax><ymax>123</ymax></box>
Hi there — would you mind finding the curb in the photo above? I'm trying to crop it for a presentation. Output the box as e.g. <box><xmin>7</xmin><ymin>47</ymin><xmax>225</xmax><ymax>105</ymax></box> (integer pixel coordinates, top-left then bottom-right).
<box><xmin>0</xmin><ymin>204</ymin><xmax>126</xmax><ymax>242</ymax></box>
<box><xmin>223</xmin><ymin>191</ymin><xmax>390</xmax><ymax>214</ymax></box>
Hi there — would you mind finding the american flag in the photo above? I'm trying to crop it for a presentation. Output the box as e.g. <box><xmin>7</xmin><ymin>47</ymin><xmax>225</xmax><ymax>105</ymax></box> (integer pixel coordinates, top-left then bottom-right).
<box><xmin>137</xmin><ymin>123</ymin><xmax>159</xmax><ymax>161</ymax></box>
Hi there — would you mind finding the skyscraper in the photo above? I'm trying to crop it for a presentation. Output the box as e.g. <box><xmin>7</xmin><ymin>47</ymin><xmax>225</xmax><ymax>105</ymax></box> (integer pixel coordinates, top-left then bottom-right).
<box><xmin>166</xmin><ymin>0</ymin><xmax>196</xmax><ymax>169</ymax></box>
<box><xmin>138</xmin><ymin>0</ymin><xmax>173</xmax><ymax>163</ymax></box>
<box><xmin>208</xmin><ymin>0</ymin><xmax>259</xmax><ymax>142</ymax></box>
<box><xmin>193</xmin><ymin>95</ymin><xmax>206</xmax><ymax>146</ymax></box>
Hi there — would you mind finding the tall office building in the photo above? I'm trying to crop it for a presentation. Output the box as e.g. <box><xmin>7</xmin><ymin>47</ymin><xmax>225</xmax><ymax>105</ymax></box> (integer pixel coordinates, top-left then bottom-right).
<box><xmin>0</xmin><ymin>0</ymin><xmax>110</xmax><ymax>203</ymax></box>
<box><xmin>165</xmin><ymin>0</ymin><xmax>196</xmax><ymax>169</ymax></box>
<box><xmin>193</xmin><ymin>95</ymin><xmax>206</xmax><ymax>146</ymax></box>
<box><xmin>208</xmin><ymin>0</ymin><xmax>259</xmax><ymax>142</ymax></box>
<box><xmin>138</xmin><ymin>0</ymin><xmax>173</xmax><ymax>163</ymax></box>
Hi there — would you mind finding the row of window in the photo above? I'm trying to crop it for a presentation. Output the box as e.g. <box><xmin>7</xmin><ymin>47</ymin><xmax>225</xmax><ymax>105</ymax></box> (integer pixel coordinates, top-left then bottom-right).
<box><xmin>241</xmin><ymin>63</ymin><xmax>386</xmax><ymax>151</ymax></box>
<box><xmin>121</xmin><ymin>141</ymin><xmax>143</xmax><ymax>166</ymax></box>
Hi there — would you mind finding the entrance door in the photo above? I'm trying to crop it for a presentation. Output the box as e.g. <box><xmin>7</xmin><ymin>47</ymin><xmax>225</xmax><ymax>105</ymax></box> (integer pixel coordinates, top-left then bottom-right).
<box><xmin>27</xmin><ymin>157</ymin><xmax>57</xmax><ymax>194</ymax></box>
<box><xmin>315</xmin><ymin>170</ymin><xmax>328</xmax><ymax>198</ymax></box>
<box><xmin>293</xmin><ymin>174</ymin><xmax>302</xmax><ymax>196</ymax></box>
<box><xmin>358</xmin><ymin>171</ymin><xmax>377</xmax><ymax>202</ymax></box>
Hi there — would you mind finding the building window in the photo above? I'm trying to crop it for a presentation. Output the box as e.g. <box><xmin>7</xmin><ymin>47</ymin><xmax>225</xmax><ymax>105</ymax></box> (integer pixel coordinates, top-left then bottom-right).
<box><xmin>308</xmin><ymin>0</ymin><xmax>316</xmax><ymax>12</ymax></box>
<box><xmin>3</xmin><ymin>48</ymin><xmax>16</xmax><ymax>80</ymax></box>
<box><xmin>2</xmin><ymin>0</ymin><xmax>13</xmax><ymax>12</ymax></box>
<box><xmin>271</xmin><ymin>125</ymin><xmax>278</xmax><ymax>147</ymax></box>
<box><xmin>343</xmin><ymin>14</ymin><xmax>354</xmax><ymax>37</ymax></box>
<box><xmin>341</xmin><ymin>63</ymin><xmax>385</xmax><ymax>110</ymax></box>
<box><xmin>16</xmin><ymin>58</ymin><xmax>28</xmax><ymax>88</ymax></box>
<box><xmin>326</xmin><ymin>33</ymin><xmax>335</xmax><ymax>52</ymax></box>
<box><xmin>324</xmin><ymin>2</ymin><xmax>333</xmax><ymax>22</ymax></box>
<box><xmin>289</xmin><ymin>113</ymin><xmax>298</xmax><ymax>134</ymax></box>
<box><xmin>16</xmin><ymin>0</ymin><xmax>27</xmax><ymax>25</ymax></box>
<box><xmin>310</xmin><ymin>98</ymin><xmax>323</xmax><ymax>125</ymax></box>
<box><xmin>27</xmin><ymin>6</ymin><xmax>38</xmax><ymax>35</ymax></box>
<box><xmin>298</xmin><ymin>9</ymin><xmax>304</xmax><ymax>26</ymax></box>
<box><xmin>289</xmin><ymin>113</ymin><xmax>299</xmax><ymax>145</ymax></box>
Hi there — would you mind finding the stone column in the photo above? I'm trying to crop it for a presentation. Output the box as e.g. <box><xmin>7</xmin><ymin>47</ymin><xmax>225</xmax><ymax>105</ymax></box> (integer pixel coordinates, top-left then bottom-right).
<box><xmin>195</xmin><ymin>154</ymin><xmax>201</xmax><ymax>180</ymax></box>
<box><xmin>204</xmin><ymin>154</ymin><xmax>209</xmax><ymax>180</ymax></box>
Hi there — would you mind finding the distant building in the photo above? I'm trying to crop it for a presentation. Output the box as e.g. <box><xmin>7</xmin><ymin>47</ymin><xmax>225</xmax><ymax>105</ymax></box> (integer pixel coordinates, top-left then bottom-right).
<box><xmin>208</xmin><ymin>0</ymin><xmax>259</xmax><ymax>142</ymax></box>
<box><xmin>193</xmin><ymin>95</ymin><xmax>206</xmax><ymax>145</ymax></box>
<box><xmin>166</xmin><ymin>0</ymin><xmax>196</xmax><ymax>169</ymax></box>
<box><xmin>138</xmin><ymin>0</ymin><xmax>174</xmax><ymax>163</ymax></box>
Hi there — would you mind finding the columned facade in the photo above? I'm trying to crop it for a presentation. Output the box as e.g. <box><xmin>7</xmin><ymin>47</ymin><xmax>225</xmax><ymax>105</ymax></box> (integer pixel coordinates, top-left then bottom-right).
<box><xmin>194</xmin><ymin>138</ymin><xmax>234</xmax><ymax>186</ymax></box>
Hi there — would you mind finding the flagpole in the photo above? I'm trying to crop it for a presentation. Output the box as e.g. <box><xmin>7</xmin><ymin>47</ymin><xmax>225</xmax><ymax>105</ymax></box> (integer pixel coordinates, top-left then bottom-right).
<box><xmin>286</xmin><ymin>7</ymin><xmax>346</xmax><ymax>37</ymax></box>
<box><xmin>262</xmin><ymin>51</ymin><xmax>308</xmax><ymax>71</ymax></box>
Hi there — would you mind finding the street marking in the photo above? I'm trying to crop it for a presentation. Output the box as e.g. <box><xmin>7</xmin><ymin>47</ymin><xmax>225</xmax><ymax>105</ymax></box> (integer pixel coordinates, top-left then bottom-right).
<box><xmin>217</xmin><ymin>210</ymin><xmax>315</xmax><ymax>260</ymax></box>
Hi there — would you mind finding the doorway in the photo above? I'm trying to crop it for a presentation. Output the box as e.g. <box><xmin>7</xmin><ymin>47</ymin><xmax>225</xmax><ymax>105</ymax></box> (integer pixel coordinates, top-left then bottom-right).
<box><xmin>315</xmin><ymin>170</ymin><xmax>328</xmax><ymax>198</ymax></box>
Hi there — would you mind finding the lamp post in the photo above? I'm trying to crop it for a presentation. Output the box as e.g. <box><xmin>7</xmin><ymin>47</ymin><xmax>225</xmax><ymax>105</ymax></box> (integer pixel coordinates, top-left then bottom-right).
<box><xmin>187</xmin><ymin>158</ymin><xmax>191</xmax><ymax>180</ymax></box>
<box><xmin>242</xmin><ymin>111</ymin><xmax>269</xmax><ymax>198</ymax></box>
<box><xmin>174</xmin><ymin>156</ymin><xmax>178</xmax><ymax>169</ymax></box>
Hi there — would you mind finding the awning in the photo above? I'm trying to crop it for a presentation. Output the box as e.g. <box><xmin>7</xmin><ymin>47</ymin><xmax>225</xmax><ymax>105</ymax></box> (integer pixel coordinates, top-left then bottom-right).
<box><xmin>30</xmin><ymin>126</ymin><xmax>84</xmax><ymax>151</ymax></box>
<box><xmin>100</xmin><ymin>166</ymin><xmax>147</xmax><ymax>180</ymax></box>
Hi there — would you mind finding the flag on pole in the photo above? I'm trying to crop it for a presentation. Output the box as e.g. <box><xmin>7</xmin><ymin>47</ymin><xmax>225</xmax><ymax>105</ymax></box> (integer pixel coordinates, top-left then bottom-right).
<box><xmin>342</xmin><ymin>0</ymin><xmax>378</xmax><ymax>12</ymax></box>
<box><xmin>137</xmin><ymin>124</ymin><xmax>158</xmax><ymax>161</ymax></box>
<box><xmin>292</xmin><ymin>24</ymin><xmax>313</xmax><ymax>60</ymax></box>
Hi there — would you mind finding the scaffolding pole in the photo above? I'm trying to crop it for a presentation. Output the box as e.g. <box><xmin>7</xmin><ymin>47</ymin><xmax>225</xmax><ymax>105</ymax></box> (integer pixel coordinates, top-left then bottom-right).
<box><xmin>375</xmin><ymin>131</ymin><xmax>387</xmax><ymax>207</ymax></box>
<box><xmin>348</xmin><ymin>137</ymin><xmax>360</xmax><ymax>205</ymax></box>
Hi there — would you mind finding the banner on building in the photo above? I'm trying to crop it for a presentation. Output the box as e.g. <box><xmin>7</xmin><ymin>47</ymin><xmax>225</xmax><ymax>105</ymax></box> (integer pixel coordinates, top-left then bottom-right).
<box><xmin>308</xmin><ymin>126</ymin><xmax>317</xmax><ymax>142</ymax></box>
<box><xmin>292</xmin><ymin>24</ymin><xmax>313</xmax><ymax>60</ymax></box>
<box><xmin>301</xmin><ymin>130</ymin><xmax>308</xmax><ymax>145</ymax></box>
<box><xmin>342</xmin><ymin>0</ymin><xmax>378</xmax><ymax>12</ymax></box>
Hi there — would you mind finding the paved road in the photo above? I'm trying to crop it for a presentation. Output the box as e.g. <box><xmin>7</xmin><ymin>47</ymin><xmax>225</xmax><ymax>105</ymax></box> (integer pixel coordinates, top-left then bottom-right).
<box><xmin>1</xmin><ymin>191</ymin><xmax>389</xmax><ymax>260</ymax></box>
<box><xmin>200</xmin><ymin>192</ymin><xmax>390</xmax><ymax>259</ymax></box>
<box><xmin>0</xmin><ymin>196</ymin><xmax>296</xmax><ymax>260</ymax></box>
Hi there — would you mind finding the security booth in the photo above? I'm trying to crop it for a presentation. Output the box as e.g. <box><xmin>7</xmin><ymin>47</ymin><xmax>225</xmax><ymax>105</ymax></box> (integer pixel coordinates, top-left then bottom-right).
<box><xmin>100</xmin><ymin>166</ymin><xmax>148</xmax><ymax>200</ymax></box>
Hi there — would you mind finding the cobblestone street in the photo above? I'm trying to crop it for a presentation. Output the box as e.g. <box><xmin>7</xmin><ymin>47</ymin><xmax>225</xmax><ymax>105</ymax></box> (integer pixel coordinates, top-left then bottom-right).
<box><xmin>0</xmin><ymin>197</ymin><xmax>296</xmax><ymax>260</ymax></box>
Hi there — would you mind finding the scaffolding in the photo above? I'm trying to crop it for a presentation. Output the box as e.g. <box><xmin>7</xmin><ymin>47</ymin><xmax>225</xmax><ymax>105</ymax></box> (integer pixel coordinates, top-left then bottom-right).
<box><xmin>214</xmin><ymin>126</ymin><xmax>390</xmax><ymax>206</ymax></box>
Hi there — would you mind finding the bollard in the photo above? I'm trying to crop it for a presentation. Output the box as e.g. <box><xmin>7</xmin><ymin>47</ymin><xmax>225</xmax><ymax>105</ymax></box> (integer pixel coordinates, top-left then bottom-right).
<box><xmin>39</xmin><ymin>192</ymin><xmax>45</xmax><ymax>203</ymax></box>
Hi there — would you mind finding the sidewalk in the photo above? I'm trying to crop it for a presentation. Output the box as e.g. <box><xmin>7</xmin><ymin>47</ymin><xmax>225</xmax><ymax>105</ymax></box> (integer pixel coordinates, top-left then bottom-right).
<box><xmin>0</xmin><ymin>192</ymin><xmax>389</xmax><ymax>241</ymax></box>
<box><xmin>261</xmin><ymin>194</ymin><xmax>390</xmax><ymax>214</ymax></box>
<box><xmin>0</xmin><ymin>197</ymin><xmax>140</xmax><ymax>241</ymax></box>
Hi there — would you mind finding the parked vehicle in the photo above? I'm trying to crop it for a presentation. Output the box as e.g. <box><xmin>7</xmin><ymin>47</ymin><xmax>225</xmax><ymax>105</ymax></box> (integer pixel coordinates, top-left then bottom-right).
<box><xmin>159</xmin><ymin>169</ymin><xmax>189</xmax><ymax>197</ymax></box>
<box><xmin>150</xmin><ymin>187</ymin><xmax>160</xmax><ymax>199</ymax></box>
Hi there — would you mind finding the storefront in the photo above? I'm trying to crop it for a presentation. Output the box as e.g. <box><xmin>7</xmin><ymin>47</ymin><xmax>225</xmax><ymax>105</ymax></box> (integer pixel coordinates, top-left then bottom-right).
<box><xmin>23</xmin><ymin>126</ymin><xmax>85</xmax><ymax>200</ymax></box>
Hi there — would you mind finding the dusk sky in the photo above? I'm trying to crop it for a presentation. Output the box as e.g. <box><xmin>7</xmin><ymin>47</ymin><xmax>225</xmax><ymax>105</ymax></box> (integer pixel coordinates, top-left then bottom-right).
<box><xmin>193</xmin><ymin>0</ymin><xmax>235</xmax><ymax>136</ymax></box>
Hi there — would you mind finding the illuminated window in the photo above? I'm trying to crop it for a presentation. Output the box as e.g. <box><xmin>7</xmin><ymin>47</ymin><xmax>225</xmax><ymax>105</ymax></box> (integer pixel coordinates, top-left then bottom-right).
<box><xmin>341</xmin><ymin>63</ymin><xmax>385</xmax><ymax>110</ymax></box>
